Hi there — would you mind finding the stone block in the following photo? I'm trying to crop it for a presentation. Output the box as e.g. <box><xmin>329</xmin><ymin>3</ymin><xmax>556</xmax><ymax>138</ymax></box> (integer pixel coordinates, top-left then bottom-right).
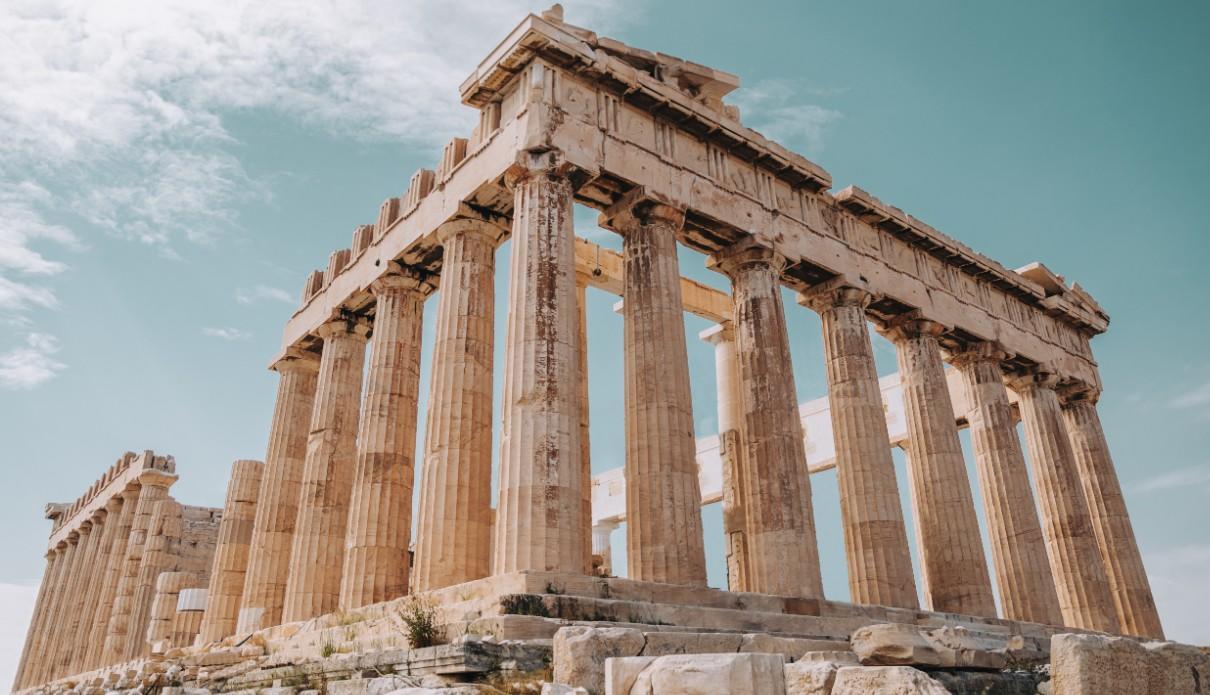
<box><xmin>1050</xmin><ymin>633</ymin><xmax>1210</xmax><ymax>695</ymax></box>
<box><xmin>542</xmin><ymin>684</ymin><xmax>589</xmax><ymax>695</ymax></box>
<box><xmin>739</xmin><ymin>634</ymin><xmax>848</xmax><ymax>659</ymax></box>
<box><xmin>615</xmin><ymin>653</ymin><xmax>786</xmax><ymax>695</ymax></box>
<box><xmin>553</xmin><ymin>627</ymin><xmax>645</xmax><ymax>695</ymax></box>
<box><xmin>929</xmin><ymin>670</ymin><xmax>1047</xmax><ymax>694</ymax></box>
<box><xmin>639</xmin><ymin>632</ymin><xmax>742</xmax><ymax>656</ymax></box>
<box><xmin>605</xmin><ymin>657</ymin><xmax>656</xmax><ymax>695</ymax></box>
<box><xmin>831</xmin><ymin>666</ymin><xmax>948</xmax><ymax>694</ymax></box>
<box><xmin>783</xmin><ymin>657</ymin><xmax>857</xmax><ymax>695</ymax></box>
<box><xmin>850</xmin><ymin>623</ymin><xmax>1007</xmax><ymax>670</ymax></box>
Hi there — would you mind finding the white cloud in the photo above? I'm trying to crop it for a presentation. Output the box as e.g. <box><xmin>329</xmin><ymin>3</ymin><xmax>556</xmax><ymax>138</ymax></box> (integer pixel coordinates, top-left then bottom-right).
<box><xmin>1146</xmin><ymin>544</ymin><xmax>1210</xmax><ymax>645</ymax></box>
<box><xmin>1170</xmin><ymin>380</ymin><xmax>1210</xmax><ymax>416</ymax></box>
<box><xmin>236</xmin><ymin>284</ymin><xmax>294</xmax><ymax>305</ymax></box>
<box><xmin>202</xmin><ymin>326</ymin><xmax>250</xmax><ymax>341</ymax></box>
<box><xmin>0</xmin><ymin>333</ymin><xmax>66</xmax><ymax>390</ymax></box>
<box><xmin>0</xmin><ymin>583</ymin><xmax>38</xmax><ymax>691</ymax></box>
<box><xmin>731</xmin><ymin>78</ymin><xmax>843</xmax><ymax>154</ymax></box>
<box><xmin>1135</xmin><ymin>465</ymin><xmax>1210</xmax><ymax>493</ymax></box>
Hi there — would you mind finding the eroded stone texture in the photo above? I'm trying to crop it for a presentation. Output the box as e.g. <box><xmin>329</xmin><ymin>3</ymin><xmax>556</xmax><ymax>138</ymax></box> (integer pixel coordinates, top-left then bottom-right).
<box><xmin>708</xmin><ymin>240</ymin><xmax>823</xmax><ymax>599</ymax></box>
<box><xmin>342</xmin><ymin>270</ymin><xmax>433</xmax><ymax>607</ymax></box>
<box><xmin>1010</xmin><ymin>371</ymin><xmax>1118</xmax><ymax>633</ymax></box>
<box><xmin>282</xmin><ymin>318</ymin><xmax>370</xmax><ymax>623</ymax></box>
<box><xmin>12</xmin><ymin>548</ymin><xmax>57</xmax><ymax>690</ymax></box>
<box><xmin>414</xmin><ymin>221</ymin><xmax>498</xmax><ymax>592</ymax></box>
<box><xmin>198</xmin><ymin>459</ymin><xmax>264</xmax><ymax>643</ymax></box>
<box><xmin>554</xmin><ymin>626</ymin><xmax>645</xmax><ymax>695</ymax></box>
<box><xmin>576</xmin><ymin>276</ymin><xmax>593</xmax><ymax>575</ymax></box>
<box><xmin>701</xmin><ymin>323</ymin><xmax>750</xmax><ymax>592</ymax></box>
<box><xmin>622</xmin><ymin>653</ymin><xmax>787</xmax><ymax>695</ymax></box>
<box><xmin>1050</xmin><ymin>633</ymin><xmax>1210</xmax><ymax>695</ymax></box>
<box><xmin>1061</xmin><ymin>392</ymin><xmax>1164</xmax><ymax>639</ymax></box>
<box><xmin>238</xmin><ymin>352</ymin><xmax>319</xmax><ymax>633</ymax></box>
<box><xmin>799</xmin><ymin>282</ymin><xmax>917</xmax><ymax>609</ymax></box>
<box><xmin>148</xmin><ymin>572</ymin><xmax>198</xmax><ymax>649</ymax></box>
<box><xmin>38</xmin><ymin>533</ymin><xmax>82</xmax><ymax>685</ymax></box>
<box><xmin>883</xmin><ymin>316</ymin><xmax>994</xmax><ymax>617</ymax></box>
<box><xmin>130</xmin><ymin>498</ymin><xmax>184</xmax><ymax>658</ymax></box>
<box><xmin>831</xmin><ymin>665</ymin><xmax>949</xmax><ymax>695</ymax></box>
<box><xmin>949</xmin><ymin>343</ymin><xmax>1062</xmax><ymax>626</ymax></box>
<box><xmin>604</xmin><ymin>196</ymin><xmax>706</xmax><ymax>587</ymax></box>
<box><xmin>69</xmin><ymin>498</ymin><xmax>121</xmax><ymax>673</ymax></box>
<box><xmin>52</xmin><ymin>516</ymin><xmax>101</xmax><ymax>678</ymax></box>
<box><xmin>86</xmin><ymin>485</ymin><xmax>140</xmax><ymax>670</ymax></box>
<box><xmin>494</xmin><ymin>162</ymin><xmax>585</xmax><ymax>575</ymax></box>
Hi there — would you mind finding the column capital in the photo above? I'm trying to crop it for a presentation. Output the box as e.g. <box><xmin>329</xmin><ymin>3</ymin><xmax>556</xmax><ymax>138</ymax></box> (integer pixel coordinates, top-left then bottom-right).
<box><xmin>946</xmin><ymin>340</ymin><xmax>1010</xmax><ymax>368</ymax></box>
<box><xmin>796</xmin><ymin>276</ymin><xmax>874</xmax><ymax>312</ymax></box>
<box><xmin>315</xmin><ymin>316</ymin><xmax>372</xmax><ymax>341</ymax></box>
<box><xmin>698</xmin><ymin>321</ymin><xmax>735</xmax><ymax>346</ymax></box>
<box><xmin>707</xmin><ymin>237</ymin><xmax>787</xmax><ymax>278</ymax></box>
<box><xmin>1059</xmin><ymin>381</ymin><xmax>1102</xmax><ymax>407</ymax></box>
<box><xmin>137</xmin><ymin>468</ymin><xmax>178</xmax><ymax>489</ymax></box>
<box><xmin>271</xmin><ymin>347</ymin><xmax>321</xmax><ymax>375</ymax></box>
<box><xmin>370</xmin><ymin>265</ymin><xmax>436</xmax><ymax>297</ymax></box>
<box><xmin>1005</xmin><ymin>367</ymin><xmax>1062</xmax><ymax>393</ymax></box>
<box><xmin>876</xmin><ymin>310</ymin><xmax>949</xmax><ymax>344</ymax></box>
<box><xmin>435</xmin><ymin>216</ymin><xmax>507</xmax><ymax>246</ymax></box>
<box><xmin>103</xmin><ymin>495</ymin><xmax>124</xmax><ymax>513</ymax></box>
<box><xmin>502</xmin><ymin>150</ymin><xmax>574</xmax><ymax>189</ymax></box>
<box><xmin>598</xmin><ymin>187</ymin><xmax>685</xmax><ymax>234</ymax></box>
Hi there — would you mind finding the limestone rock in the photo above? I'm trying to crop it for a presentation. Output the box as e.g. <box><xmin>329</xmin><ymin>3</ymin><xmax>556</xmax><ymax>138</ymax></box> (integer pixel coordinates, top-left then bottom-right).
<box><xmin>831</xmin><ymin>666</ymin><xmax>949</xmax><ymax>694</ymax></box>
<box><xmin>929</xmin><ymin>670</ymin><xmax>1046</xmax><ymax>694</ymax></box>
<box><xmin>553</xmin><ymin>627</ymin><xmax>644</xmax><ymax>695</ymax></box>
<box><xmin>639</xmin><ymin>632</ymin><xmax>741</xmax><ymax>656</ymax></box>
<box><xmin>1050</xmin><ymin>633</ymin><xmax>1210</xmax><ymax>695</ymax></box>
<box><xmin>739</xmin><ymin>634</ymin><xmax>847</xmax><ymax>658</ymax></box>
<box><xmin>541</xmin><ymin>684</ymin><xmax>589</xmax><ymax>695</ymax></box>
<box><xmin>850</xmin><ymin>623</ymin><xmax>1007</xmax><ymax>670</ymax></box>
<box><xmin>613</xmin><ymin>653</ymin><xmax>785</xmax><ymax>695</ymax></box>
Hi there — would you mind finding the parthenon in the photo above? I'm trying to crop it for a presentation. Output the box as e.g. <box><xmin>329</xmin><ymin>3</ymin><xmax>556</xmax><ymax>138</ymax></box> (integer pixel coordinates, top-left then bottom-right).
<box><xmin>15</xmin><ymin>6</ymin><xmax>1185</xmax><ymax>695</ymax></box>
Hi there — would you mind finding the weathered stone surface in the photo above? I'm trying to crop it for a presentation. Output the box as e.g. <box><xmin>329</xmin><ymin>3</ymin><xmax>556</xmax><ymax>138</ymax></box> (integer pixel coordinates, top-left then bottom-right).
<box><xmin>617</xmin><ymin>653</ymin><xmax>786</xmax><ymax>695</ymax></box>
<box><xmin>850</xmin><ymin>624</ymin><xmax>1007</xmax><ymax>670</ymax></box>
<box><xmin>1050</xmin><ymin>633</ymin><xmax>1210</xmax><ymax>695</ymax></box>
<box><xmin>739</xmin><ymin>634</ymin><xmax>848</xmax><ymax>658</ymax></box>
<box><xmin>554</xmin><ymin>627</ymin><xmax>645</xmax><ymax>695</ymax></box>
<box><xmin>832</xmin><ymin>666</ymin><xmax>949</xmax><ymax>694</ymax></box>
<box><xmin>929</xmin><ymin>670</ymin><xmax>1047</xmax><ymax>695</ymax></box>
<box><xmin>639</xmin><ymin>632</ymin><xmax>742</xmax><ymax>656</ymax></box>
<box><xmin>784</xmin><ymin>656</ymin><xmax>858</xmax><ymax>695</ymax></box>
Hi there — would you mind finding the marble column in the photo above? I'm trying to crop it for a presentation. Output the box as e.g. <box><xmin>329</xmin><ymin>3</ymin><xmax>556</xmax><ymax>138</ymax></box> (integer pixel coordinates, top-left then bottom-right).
<box><xmin>198</xmin><ymin>459</ymin><xmax>263</xmax><ymax>643</ymax></box>
<box><xmin>147</xmin><ymin>572</ymin><xmax>196</xmax><ymax>650</ymax></box>
<box><xmin>129</xmin><ymin>498</ymin><xmax>183</xmax><ymax>658</ymax></box>
<box><xmin>13</xmin><ymin>547</ymin><xmax>58</xmax><ymax>689</ymax></box>
<box><xmin>701</xmin><ymin>323</ymin><xmax>751</xmax><ymax>592</ymax></box>
<box><xmin>591</xmin><ymin>521</ymin><xmax>618</xmax><ymax>575</ymax></box>
<box><xmin>1010</xmin><ymin>371</ymin><xmax>1118</xmax><ymax>632</ymax></box>
<box><xmin>414</xmin><ymin>221</ymin><xmax>497</xmax><ymax>591</ymax></box>
<box><xmin>493</xmin><ymin>161</ymin><xmax>585</xmax><ymax>575</ymax></box>
<box><xmin>70</xmin><ymin>498</ymin><xmax>122</xmax><ymax>673</ymax></box>
<box><xmin>884</xmin><ymin>315</ymin><xmax>995</xmax><ymax>617</ymax></box>
<box><xmin>1062</xmin><ymin>390</ymin><xmax>1164</xmax><ymax>638</ymax></box>
<box><xmin>86</xmin><ymin>485</ymin><xmax>140</xmax><ymax>670</ymax></box>
<box><xmin>799</xmin><ymin>281</ymin><xmax>917</xmax><ymax>609</ymax></box>
<box><xmin>710</xmin><ymin>239</ymin><xmax>822</xmax><ymax>598</ymax></box>
<box><xmin>282</xmin><ymin>318</ymin><xmax>369</xmax><ymax>622</ymax></box>
<box><xmin>42</xmin><ymin>530</ymin><xmax>85</xmax><ymax>683</ymax></box>
<box><xmin>341</xmin><ymin>269</ymin><xmax>433</xmax><ymax>607</ymax></box>
<box><xmin>103</xmin><ymin>468</ymin><xmax>175</xmax><ymax>665</ymax></box>
<box><xmin>173</xmin><ymin>588</ymin><xmax>208</xmax><ymax>648</ymax></box>
<box><xmin>57</xmin><ymin>511</ymin><xmax>107</xmax><ymax>676</ymax></box>
<box><xmin>950</xmin><ymin>343</ymin><xmax>1061</xmax><ymax>625</ymax></box>
<box><xmin>576</xmin><ymin>276</ymin><xmax>594</xmax><ymax>575</ymax></box>
<box><xmin>20</xmin><ymin>543</ymin><xmax>66</xmax><ymax>688</ymax></box>
<box><xmin>604</xmin><ymin>197</ymin><xmax>706</xmax><ymax>586</ymax></box>
<box><xmin>30</xmin><ymin>539</ymin><xmax>73</xmax><ymax>685</ymax></box>
<box><xmin>238</xmin><ymin>351</ymin><xmax>319</xmax><ymax>633</ymax></box>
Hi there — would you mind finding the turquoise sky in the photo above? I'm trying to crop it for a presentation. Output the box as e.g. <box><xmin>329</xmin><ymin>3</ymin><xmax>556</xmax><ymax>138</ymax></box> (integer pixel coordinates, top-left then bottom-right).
<box><xmin>2</xmin><ymin>1</ymin><xmax>1208</xmax><ymax>676</ymax></box>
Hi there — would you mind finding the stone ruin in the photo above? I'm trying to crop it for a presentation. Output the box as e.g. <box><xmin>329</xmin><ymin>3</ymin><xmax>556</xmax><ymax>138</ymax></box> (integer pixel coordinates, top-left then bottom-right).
<box><xmin>14</xmin><ymin>7</ymin><xmax>1209</xmax><ymax>695</ymax></box>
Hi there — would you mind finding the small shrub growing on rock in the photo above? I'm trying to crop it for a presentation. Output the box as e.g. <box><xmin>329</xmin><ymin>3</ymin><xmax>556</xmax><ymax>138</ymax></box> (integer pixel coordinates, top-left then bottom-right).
<box><xmin>400</xmin><ymin>597</ymin><xmax>441</xmax><ymax>648</ymax></box>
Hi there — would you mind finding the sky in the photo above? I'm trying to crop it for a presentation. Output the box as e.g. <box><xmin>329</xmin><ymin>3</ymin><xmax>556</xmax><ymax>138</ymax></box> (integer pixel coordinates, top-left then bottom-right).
<box><xmin>2</xmin><ymin>0</ymin><xmax>1209</xmax><ymax>685</ymax></box>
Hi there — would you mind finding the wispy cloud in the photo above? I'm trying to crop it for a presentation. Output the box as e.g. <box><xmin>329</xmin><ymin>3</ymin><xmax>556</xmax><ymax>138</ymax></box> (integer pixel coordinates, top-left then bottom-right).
<box><xmin>1169</xmin><ymin>380</ymin><xmax>1210</xmax><ymax>417</ymax></box>
<box><xmin>0</xmin><ymin>333</ymin><xmax>66</xmax><ymax>390</ymax></box>
<box><xmin>1145</xmin><ymin>544</ymin><xmax>1210</xmax><ymax>645</ymax></box>
<box><xmin>731</xmin><ymin>78</ymin><xmax>843</xmax><ymax>154</ymax></box>
<box><xmin>202</xmin><ymin>327</ymin><xmax>251</xmax><ymax>341</ymax></box>
<box><xmin>236</xmin><ymin>285</ymin><xmax>295</xmax><ymax>305</ymax></box>
<box><xmin>1135</xmin><ymin>465</ymin><xmax>1210</xmax><ymax>493</ymax></box>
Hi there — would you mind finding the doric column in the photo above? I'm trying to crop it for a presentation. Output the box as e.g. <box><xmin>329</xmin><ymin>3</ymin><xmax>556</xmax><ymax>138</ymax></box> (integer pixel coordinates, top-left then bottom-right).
<box><xmin>493</xmin><ymin>159</ymin><xmax>585</xmax><ymax>575</ymax></box>
<box><xmin>414</xmin><ymin>221</ymin><xmax>498</xmax><ymax>592</ymax></box>
<box><xmin>58</xmin><ymin>510</ymin><xmax>108</xmax><ymax>676</ymax></box>
<box><xmin>701</xmin><ymin>323</ymin><xmax>751</xmax><ymax>592</ymax></box>
<box><xmin>30</xmin><ymin>539</ymin><xmax>73</xmax><ymax>685</ymax></box>
<box><xmin>949</xmin><ymin>343</ymin><xmax>1061</xmax><ymax>625</ymax></box>
<box><xmin>282</xmin><ymin>317</ymin><xmax>370</xmax><ymax>622</ymax></box>
<box><xmin>1010</xmin><ymin>370</ymin><xmax>1118</xmax><ymax>632</ymax></box>
<box><xmin>1061</xmin><ymin>389</ymin><xmax>1163</xmax><ymax>638</ymax></box>
<box><xmin>42</xmin><ymin>529</ymin><xmax>85</xmax><ymax>683</ymax></box>
<box><xmin>341</xmin><ymin>269</ymin><xmax>433</xmax><ymax>607</ymax></box>
<box><xmin>198</xmin><ymin>459</ymin><xmax>263</xmax><ymax>643</ymax></box>
<box><xmin>575</xmin><ymin>275</ymin><xmax>593</xmax><ymax>575</ymax></box>
<box><xmin>70</xmin><ymin>498</ymin><xmax>121</xmax><ymax>673</ymax></box>
<box><xmin>86</xmin><ymin>485</ymin><xmax>139</xmax><ymax>670</ymax></box>
<box><xmin>238</xmin><ymin>351</ymin><xmax>319</xmax><ymax>633</ymax></box>
<box><xmin>147</xmin><ymin>572</ymin><xmax>196</xmax><ymax>650</ymax></box>
<box><xmin>128</xmin><ymin>498</ymin><xmax>183</xmax><ymax>658</ymax></box>
<box><xmin>709</xmin><ymin>239</ymin><xmax>822</xmax><ymax>598</ymax></box>
<box><xmin>602</xmin><ymin>195</ymin><xmax>707</xmax><ymax>586</ymax></box>
<box><xmin>103</xmin><ymin>468</ymin><xmax>175</xmax><ymax>664</ymax></box>
<box><xmin>798</xmin><ymin>281</ymin><xmax>917</xmax><ymax>609</ymax></box>
<box><xmin>173</xmin><ymin>589</ymin><xmax>207</xmax><ymax>648</ymax></box>
<box><xmin>882</xmin><ymin>315</ymin><xmax>996</xmax><ymax>617</ymax></box>
<box><xmin>13</xmin><ymin>547</ymin><xmax>58</xmax><ymax>689</ymax></box>
<box><xmin>591</xmin><ymin>521</ymin><xmax>618</xmax><ymax>576</ymax></box>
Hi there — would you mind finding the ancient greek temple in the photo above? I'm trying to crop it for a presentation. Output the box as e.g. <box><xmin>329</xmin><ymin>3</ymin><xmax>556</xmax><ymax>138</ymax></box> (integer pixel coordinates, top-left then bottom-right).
<box><xmin>14</xmin><ymin>7</ymin><xmax>1165</xmax><ymax>693</ymax></box>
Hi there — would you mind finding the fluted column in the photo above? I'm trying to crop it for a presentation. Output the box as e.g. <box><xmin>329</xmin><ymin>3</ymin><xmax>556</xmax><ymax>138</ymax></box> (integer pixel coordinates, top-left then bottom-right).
<box><xmin>591</xmin><ymin>521</ymin><xmax>618</xmax><ymax>575</ymax></box>
<box><xmin>41</xmin><ymin>530</ymin><xmax>85</xmax><ymax>683</ymax></box>
<box><xmin>70</xmin><ymin>498</ymin><xmax>121</xmax><ymax>673</ymax></box>
<box><xmin>1062</xmin><ymin>390</ymin><xmax>1163</xmax><ymax>638</ymax></box>
<box><xmin>282</xmin><ymin>317</ymin><xmax>370</xmax><ymax>622</ymax></box>
<box><xmin>799</xmin><ymin>281</ymin><xmax>917</xmax><ymax>609</ymax></box>
<box><xmin>57</xmin><ymin>511</ymin><xmax>106</xmax><ymax>676</ymax></box>
<box><xmin>883</xmin><ymin>315</ymin><xmax>995</xmax><ymax>616</ymax></box>
<box><xmin>129</xmin><ymin>498</ymin><xmax>183</xmax><ymax>658</ymax></box>
<box><xmin>20</xmin><ymin>543</ymin><xmax>66</xmax><ymax>687</ymax></box>
<box><xmin>238</xmin><ymin>352</ymin><xmax>319</xmax><ymax>633</ymax></box>
<box><xmin>198</xmin><ymin>459</ymin><xmax>264</xmax><ymax>643</ymax></box>
<box><xmin>701</xmin><ymin>323</ymin><xmax>751</xmax><ymax>592</ymax></box>
<box><xmin>1010</xmin><ymin>371</ymin><xmax>1118</xmax><ymax>632</ymax></box>
<box><xmin>950</xmin><ymin>344</ymin><xmax>1061</xmax><ymax>625</ymax></box>
<box><xmin>147</xmin><ymin>572</ymin><xmax>196</xmax><ymax>650</ymax></box>
<box><xmin>494</xmin><ymin>160</ymin><xmax>585</xmax><ymax>575</ymax></box>
<box><xmin>341</xmin><ymin>269</ymin><xmax>433</xmax><ymax>607</ymax></box>
<box><xmin>414</xmin><ymin>221</ymin><xmax>498</xmax><ymax>591</ymax></box>
<box><xmin>13</xmin><ymin>548</ymin><xmax>58</xmax><ymax>689</ymax></box>
<box><xmin>604</xmin><ymin>196</ymin><xmax>706</xmax><ymax>586</ymax></box>
<box><xmin>576</xmin><ymin>276</ymin><xmax>594</xmax><ymax>574</ymax></box>
<box><xmin>103</xmin><ymin>468</ymin><xmax>175</xmax><ymax>664</ymax></box>
<box><xmin>710</xmin><ymin>239</ymin><xmax>822</xmax><ymax>598</ymax></box>
<box><xmin>86</xmin><ymin>485</ymin><xmax>139</xmax><ymax>670</ymax></box>
<box><xmin>173</xmin><ymin>589</ymin><xmax>207</xmax><ymax>648</ymax></box>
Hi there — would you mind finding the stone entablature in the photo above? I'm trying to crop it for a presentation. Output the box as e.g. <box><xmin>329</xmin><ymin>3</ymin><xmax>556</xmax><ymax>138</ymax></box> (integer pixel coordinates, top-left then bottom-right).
<box><xmin>46</xmin><ymin>450</ymin><xmax>175</xmax><ymax>551</ymax></box>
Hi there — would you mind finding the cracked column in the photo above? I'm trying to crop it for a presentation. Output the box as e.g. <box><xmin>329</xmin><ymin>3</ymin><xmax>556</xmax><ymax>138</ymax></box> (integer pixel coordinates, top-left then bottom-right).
<box><xmin>603</xmin><ymin>195</ymin><xmax>706</xmax><ymax>587</ymax></box>
<box><xmin>1010</xmin><ymin>370</ymin><xmax>1118</xmax><ymax>632</ymax></box>
<box><xmin>799</xmin><ymin>281</ymin><xmax>917</xmax><ymax>609</ymax></box>
<box><xmin>13</xmin><ymin>547</ymin><xmax>58</xmax><ymax>689</ymax></box>
<box><xmin>86</xmin><ymin>485</ymin><xmax>139</xmax><ymax>670</ymax></box>
<box><xmin>1062</xmin><ymin>388</ymin><xmax>1163</xmax><ymax>638</ymax></box>
<box><xmin>342</xmin><ymin>269</ymin><xmax>433</xmax><ymax>607</ymax></box>
<box><xmin>414</xmin><ymin>221</ymin><xmax>498</xmax><ymax>591</ymax></box>
<box><xmin>949</xmin><ymin>343</ymin><xmax>1061</xmax><ymax>625</ymax></box>
<box><xmin>493</xmin><ymin>158</ymin><xmax>585</xmax><ymax>575</ymax></box>
<box><xmin>883</xmin><ymin>315</ymin><xmax>995</xmax><ymax>617</ymax></box>
<box><xmin>701</xmin><ymin>322</ymin><xmax>751</xmax><ymax>592</ymax></box>
<box><xmin>198</xmin><ymin>459</ymin><xmax>263</xmax><ymax>643</ymax></box>
<box><xmin>238</xmin><ymin>351</ymin><xmax>319</xmax><ymax>633</ymax></box>
<box><xmin>70</xmin><ymin>497</ymin><xmax>121</xmax><ymax>673</ymax></box>
<box><xmin>129</xmin><ymin>498</ymin><xmax>183</xmax><ymax>658</ymax></box>
<box><xmin>282</xmin><ymin>317</ymin><xmax>370</xmax><ymax>622</ymax></box>
<box><xmin>710</xmin><ymin>238</ymin><xmax>822</xmax><ymax>598</ymax></box>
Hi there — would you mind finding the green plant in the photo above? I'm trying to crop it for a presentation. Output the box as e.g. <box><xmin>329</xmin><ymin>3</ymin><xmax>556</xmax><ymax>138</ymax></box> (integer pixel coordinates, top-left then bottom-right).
<box><xmin>400</xmin><ymin>597</ymin><xmax>441</xmax><ymax>648</ymax></box>
<box><xmin>320</xmin><ymin>643</ymin><xmax>336</xmax><ymax>658</ymax></box>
